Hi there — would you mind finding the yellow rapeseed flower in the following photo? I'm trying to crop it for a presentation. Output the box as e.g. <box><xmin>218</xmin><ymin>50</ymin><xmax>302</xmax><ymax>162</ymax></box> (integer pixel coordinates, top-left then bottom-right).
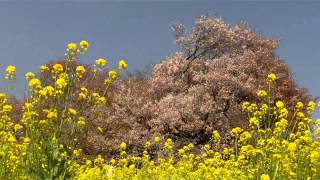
<box><xmin>79</xmin><ymin>92</ymin><xmax>86</xmax><ymax>100</ymax></box>
<box><xmin>307</xmin><ymin>101</ymin><xmax>316</xmax><ymax>113</ymax></box>
<box><xmin>120</xmin><ymin>142</ymin><xmax>127</xmax><ymax>150</ymax></box>
<box><xmin>77</xmin><ymin>117</ymin><xmax>86</xmax><ymax>127</ymax></box>
<box><xmin>260</xmin><ymin>174</ymin><xmax>270</xmax><ymax>180</ymax></box>
<box><xmin>295</xmin><ymin>101</ymin><xmax>304</xmax><ymax>110</ymax></box>
<box><xmin>73</xmin><ymin>149</ymin><xmax>81</xmax><ymax>157</ymax></box>
<box><xmin>242</xmin><ymin>101</ymin><xmax>250</xmax><ymax>110</ymax></box>
<box><xmin>28</xmin><ymin>78</ymin><xmax>42</xmax><ymax>89</ymax></box>
<box><xmin>118</xmin><ymin>60</ymin><xmax>127</xmax><ymax>70</ymax></box>
<box><xmin>144</xmin><ymin>141</ymin><xmax>151</xmax><ymax>149</ymax></box>
<box><xmin>278</xmin><ymin>108</ymin><xmax>289</xmax><ymax>118</ymax></box>
<box><xmin>8</xmin><ymin>135</ymin><xmax>16</xmax><ymax>143</ymax></box>
<box><xmin>23</xmin><ymin>102</ymin><xmax>33</xmax><ymax>110</ymax></box>
<box><xmin>76</xmin><ymin>66</ymin><xmax>86</xmax><ymax>74</ymax></box>
<box><xmin>97</xmin><ymin>97</ymin><xmax>106</xmax><ymax>104</ymax></box>
<box><xmin>6</xmin><ymin>65</ymin><xmax>16</xmax><ymax>75</ymax></box>
<box><xmin>77</xmin><ymin>120</ymin><xmax>86</xmax><ymax>127</ymax></box>
<box><xmin>276</xmin><ymin>101</ymin><xmax>284</xmax><ymax>109</ymax></box>
<box><xmin>52</xmin><ymin>64</ymin><xmax>64</xmax><ymax>74</ymax></box>
<box><xmin>67</xmin><ymin>43</ymin><xmax>77</xmax><ymax>51</ymax></box>
<box><xmin>91</xmin><ymin>92</ymin><xmax>99</xmax><ymax>97</ymax></box>
<box><xmin>178</xmin><ymin>149</ymin><xmax>185</xmax><ymax>155</ymax></box>
<box><xmin>47</xmin><ymin>110</ymin><xmax>58</xmax><ymax>119</ymax></box>
<box><xmin>80</xmin><ymin>87</ymin><xmax>88</xmax><ymax>94</ymax></box>
<box><xmin>76</xmin><ymin>66</ymin><xmax>86</xmax><ymax>78</ymax></box>
<box><xmin>56</xmin><ymin>78</ymin><xmax>67</xmax><ymax>89</ymax></box>
<box><xmin>260</xmin><ymin>104</ymin><xmax>268</xmax><ymax>113</ymax></box>
<box><xmin>187</xmin><ymin>143</ymin><xmax>194</xmax><ymax>150</ymax></box>
<box><xmin>257</xmin><ymin>90</ymin><xmax>267</xmax><ymax>99</ymax></box>
<box><xmin>164</xmin><ymin>138</ymin><xmax>173</xmax><ymax>152</ymax></box>
<box><xmin>231</xmin><ymin>127</ymin><xmax>243</xmax><ymax>137</ymax></box>
<box><xmin>267</xmin><ymin>73</ymin><xmax>277</xmax><ymax>82</ymax></box>
<box><xmin>248</xmin><ymin>103</ymin><xmax>258</xmax><ymax>113</ymax></box>
<box><xmin>68</xmin><ymin>108</ymin><xmax>77</xmax><ymax>116</ymax></box>
<box><xmin>154</xmin><ymin>136</ymin><xmax>160</xmax><ymax>143</ymax></box>
<box><xmin>0</xmin><ymin>93</ymin><xmax>6</xmax><ymax>103</ymax></box>
<box><xmin>14</xmin><ymin>124</ymin><xmax>23</xmax><ymax>131</ymax></box>
<box><xmin>25</xmin><ymin>72</ymin><xmax>35</xmax><ymax>80</ymax></box>
<box><xmin>108</xmin><ymin>70</ymin><xmax>117</xmax><ymax>79</ymax></box>
<box><xmin>239</xmin><ymin>131</ymin><xmax>252</xmax><ymax>144</ymax></box>
<box><xmin>96</xmin><ymin>58</ymin><xmax>107</xmax><ymax>67</ymax></box>
<box><xmin>3</xmin><ymin>104</ymin><xmax>13</xmax><ymax>112</ymax></box>
<box><xmin>296</xmin><ymin>112</ymin><xmax>305</xmax><ymax>119</ymax></box>
<box><xmin>249</xmin><ymin>117</ymin><xmax>259</xmax><ymax>128</ymax></box>
<box><xmin>212</xmin><ymin>130</ymin><xmax>220</xmax><ymax>145</ymax></box>
<box><xmin>80</xmin><ymin>40</ymin><xmax>89</xmax><ymax>49</ymax></box>
<box><xmin>103</xmin><ymin>79</ymin><xmax>112</xmax><ymax>86</ymax></box>
<box><xmin>39</xmin><ymin>86</ymin><xmax>55</xmax><ymax>97</ymax></box>
<box><xmin>91</xmin><ymin>92</ymin><xmax>104</xmax><ymax>103</ymax></box>
<box><xmin>40</xmin><ymin>65</ymin><xmax>49</xmax><ymax>72</ymax></box>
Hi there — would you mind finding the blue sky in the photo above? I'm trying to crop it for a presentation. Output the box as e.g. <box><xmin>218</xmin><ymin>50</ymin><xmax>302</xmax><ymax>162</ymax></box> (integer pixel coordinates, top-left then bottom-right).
<box><xmin>0</xmin><ymin>1</ymin><xmax>319</xmax><ymax>116</ymax></box>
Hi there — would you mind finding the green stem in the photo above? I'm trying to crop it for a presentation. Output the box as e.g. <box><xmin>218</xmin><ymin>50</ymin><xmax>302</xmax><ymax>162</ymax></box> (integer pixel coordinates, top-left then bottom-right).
<box><xmin>272</xmin><ymin>160</ymin><xmax>279</xmax><ymax>180</ymax></box>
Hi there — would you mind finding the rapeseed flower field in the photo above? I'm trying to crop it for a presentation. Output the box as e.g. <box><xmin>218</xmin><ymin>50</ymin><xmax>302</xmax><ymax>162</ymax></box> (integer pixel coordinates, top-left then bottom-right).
<box><xmin>0</xmin><ymin>41</ymin><xmax>319</xmax><ymax>180</ymax></box>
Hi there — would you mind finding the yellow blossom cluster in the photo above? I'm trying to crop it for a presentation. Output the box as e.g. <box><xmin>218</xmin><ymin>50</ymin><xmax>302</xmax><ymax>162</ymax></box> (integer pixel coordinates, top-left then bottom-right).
<box><xmin>267</xmin><ymin>73</ymin><xmax>277</xmax><ymax>82</ymax></box>
<box><xmin>5</xmin><ymin>65</ymin><xmax>16</xmax><ymax>80</ymax></box>
<box><xmin>118</xmin><ymin>60</ymin><xmax>127</xmax><ymax>70</ymax></box>
<box><xmin>96</xmin><ymin>58</ymin><xmax>107</xmax><ymax>67</ymax></box>
<box><xmin>0</xmin><ymin>40</ymin><xmax>127</xmax><ymax>179</ymax></box>
<box><xmin>257</xmin><ymin>90</ymin><xmax>267</xmax><ymax>99</ymax></box>
<box><xmin>65</xmin><ymin>40</ymin><xmax>90</xmax><ymax>61</ymax></box>
<box><xmin>76</xmin><ymin>65</ymin><xmax>86</xmax><ymax>78</ymax></box>
<box><xmin>108</xmin><ymin>70</ymin><xmax>117</xmax><ymax>80</ymax></box>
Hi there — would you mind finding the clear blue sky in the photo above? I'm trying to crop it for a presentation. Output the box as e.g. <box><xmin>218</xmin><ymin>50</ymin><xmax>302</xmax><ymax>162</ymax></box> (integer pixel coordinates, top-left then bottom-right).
<box><xmin>0</xmin><ymin>1</ymin><xmax>319</xmax><ymax>116</ymax></box>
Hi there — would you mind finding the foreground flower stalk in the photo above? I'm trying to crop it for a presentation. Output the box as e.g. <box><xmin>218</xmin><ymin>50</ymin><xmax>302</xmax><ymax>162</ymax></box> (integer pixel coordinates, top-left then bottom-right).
<box><xmin>0</xmin><ymin>41</ymin><xmax>127</xmax><ymax>179</ymax></box>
